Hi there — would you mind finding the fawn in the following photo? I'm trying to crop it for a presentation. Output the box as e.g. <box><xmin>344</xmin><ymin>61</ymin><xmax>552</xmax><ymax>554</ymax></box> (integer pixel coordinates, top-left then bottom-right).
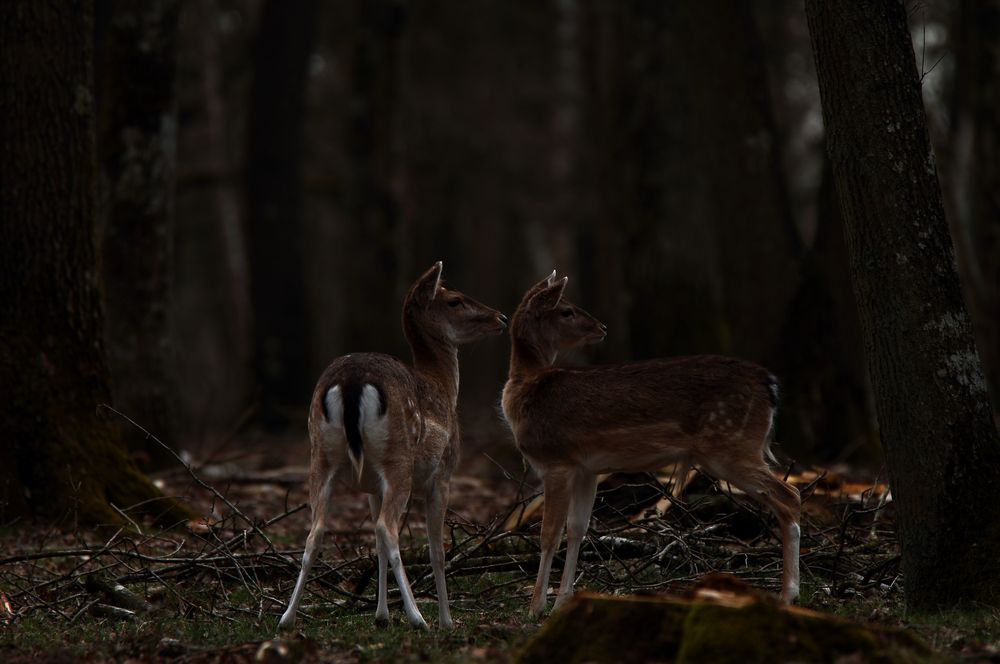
<box><xmin>501</xmin><ymin>273</ymin><xmax>800</xmax><ymax>617</ymax></box>
<box><xmin>279</xmin><ymin>262</ymin><xmax>507</xmax><ymax>630</ymax></box>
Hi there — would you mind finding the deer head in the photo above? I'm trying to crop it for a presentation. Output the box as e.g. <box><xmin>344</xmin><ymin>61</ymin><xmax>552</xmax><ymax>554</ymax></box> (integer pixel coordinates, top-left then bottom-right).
<box><xmin>511</xmin><ymin>273</ymin><xmax>606</xmax><ymax>366</ymax></box>
<box><xmin>403</xmin><ymin>261</ymin><xmax>507</xmax><ymax>345</ymax></box>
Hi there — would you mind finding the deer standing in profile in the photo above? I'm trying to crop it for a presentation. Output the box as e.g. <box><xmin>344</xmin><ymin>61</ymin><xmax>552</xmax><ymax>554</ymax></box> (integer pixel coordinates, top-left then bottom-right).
<box><xmin>279</xmin><ymin>262</ymin><xmax>507</xmax><ymax>631</ymax></box>
<box><xmin>501</xmin><ymin>273</ymin><xmax>800</xmax><ymax>617</ymax></box>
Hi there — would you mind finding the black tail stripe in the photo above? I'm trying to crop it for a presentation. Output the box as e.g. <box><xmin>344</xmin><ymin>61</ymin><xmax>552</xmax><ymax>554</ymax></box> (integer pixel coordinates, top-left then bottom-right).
<box><xmin>338</xmin><ymin>379</ymin><xmax>386</xmax><ymax>462</ymax></box>
<box><xmin>342</xmin><ymin>380</ymin><xmax>364</xmax><ymax>464</ymax></box>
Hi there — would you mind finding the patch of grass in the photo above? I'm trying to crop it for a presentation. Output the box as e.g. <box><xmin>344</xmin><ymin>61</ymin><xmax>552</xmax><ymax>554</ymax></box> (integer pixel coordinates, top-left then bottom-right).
<box><xmin>805</xmin><ymin>586</ymin><xmax>1000</xmax><ymax>658</ymax></box>
<box><xmin>0</xmin><ymin>572</ymin><xmax>536</xmax><ymax>662</ymax></box>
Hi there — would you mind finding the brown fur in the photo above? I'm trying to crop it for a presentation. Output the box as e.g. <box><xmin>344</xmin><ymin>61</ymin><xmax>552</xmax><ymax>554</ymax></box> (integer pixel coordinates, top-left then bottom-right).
<box><xmin>501</xmin><ymin>274</ymin><xmax>801</xmax><ymax>617</ymax></box>
<box><xmin>280</xmin><ymin>262</ymin><xmax>506</xmax><ymax>631</ymax></box>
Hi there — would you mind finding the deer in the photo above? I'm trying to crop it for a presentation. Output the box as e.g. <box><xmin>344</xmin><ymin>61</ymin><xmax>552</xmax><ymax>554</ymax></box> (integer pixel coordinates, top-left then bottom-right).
<box><xmin>501</xmin><ymin>273</ymin><xmax>801</xmax><ymax>617</ymax></box>
<box><xmin>279</xmin><ymin>262</ymin><xmax>507</xmax><ymax>631</ymax></box>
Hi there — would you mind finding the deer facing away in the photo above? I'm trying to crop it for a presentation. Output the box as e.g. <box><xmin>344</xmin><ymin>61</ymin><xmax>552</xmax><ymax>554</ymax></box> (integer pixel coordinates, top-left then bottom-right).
<box><xmin>501</xmin><ymin>273</ymin><xmax>801</xmax><ymax>617</ymax></box>
<box><xmin>279</xmin><ymin>262</ymin><xmax>507</xmax><ymax>630</ymax></box>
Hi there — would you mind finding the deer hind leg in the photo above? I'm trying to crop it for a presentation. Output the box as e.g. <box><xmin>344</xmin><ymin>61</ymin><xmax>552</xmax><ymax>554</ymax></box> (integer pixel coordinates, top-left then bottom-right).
<box><xmin>530</xmin><ymin>468</ymin><xmax>572</xmax><ymax>618</ymax></box>
<box><xmin>426</xmin><ymin>480</ymin><xmax>453</xmax><ymax>629</ymax></box>
<box><xmin>374</xmin><ymin>475</ymin><xmax>428</xmax><ymax>629</ymax></box>
<box><xmin>715</xmin><ymin>459</ymin><xmax>801</xmax><ymax>603</ymax></box>
<box><xmin>368</xmin><ymin>493</ymin><xmax>389</xmax><ymax>626</ymax></box>
<box><xmin>554</xmin><ymin>470</ymin><xmax>598</xmax><ymax>611</ymax></box>
<box><xmin>279</xmin><ymin>471</ymin><xmax>335</xmax><ymax>630</ymax></box>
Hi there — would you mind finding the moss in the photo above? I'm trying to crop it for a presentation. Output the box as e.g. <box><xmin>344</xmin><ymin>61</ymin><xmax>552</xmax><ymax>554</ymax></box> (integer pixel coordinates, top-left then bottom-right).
<box><xmin>518</xmin><ymin>595</ymin><xmax>688</xmax><ymax>663</ymax></box>
<box><xmin>518</xmin><ymin>593</ymin><xmax>940</xmax><ymax>664</ymax></box>
<box><xmin>26</xmin><ymin>411</ymin><xmax>192</xmax><ymax>528</ymax></box>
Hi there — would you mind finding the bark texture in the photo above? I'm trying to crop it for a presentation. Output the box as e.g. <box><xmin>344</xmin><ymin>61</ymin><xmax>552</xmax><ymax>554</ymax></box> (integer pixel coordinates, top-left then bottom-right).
<box><xmin>245</xmin><ymin>0</ymin><xmax>319</xmax><ymax>425</ymax></box>
<box><xmin>96</xmin><ymin>0</ymin><xmax>181</xmax><ymax>468</ymax></box>
<box><xmin>806</xmin><ymin>0</ymin><xmax>1000</xmax><ymax>608</ymax></box>
<box><xmin>0</xmin><ymin>0</ymin><xmax>189</xmax><ymax>525</ymax></box>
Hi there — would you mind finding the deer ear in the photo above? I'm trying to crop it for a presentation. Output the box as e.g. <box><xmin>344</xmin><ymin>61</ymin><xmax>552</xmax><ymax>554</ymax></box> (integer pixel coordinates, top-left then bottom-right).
<box><xmin>519</xmin><ymin>270</ymin><xmax>557</xmax><ymax>307</ymax></box>
<box><xmin>529</xmin><ymin>276</ymin><xmax>568</xmax><ymax>310</ymax></box>
<box><xmin>415</xmin><ymin>261</ymin><xmax>443</xmax><ymax>303</ymax></box>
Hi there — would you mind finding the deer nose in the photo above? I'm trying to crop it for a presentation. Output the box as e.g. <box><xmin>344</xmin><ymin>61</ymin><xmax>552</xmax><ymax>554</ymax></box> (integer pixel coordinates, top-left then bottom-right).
<box><xmin>498</xmin><ymin>314</ymin><xmax>509</xmax><ymax>327</ymax></box>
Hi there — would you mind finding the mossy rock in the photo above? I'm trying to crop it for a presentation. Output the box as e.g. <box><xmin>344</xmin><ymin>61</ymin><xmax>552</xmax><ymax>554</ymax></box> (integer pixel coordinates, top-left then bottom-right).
<box><xmin>517</xmin><ymin>590</ymin><xmax>938</xmax><ymax>663</ymax></box>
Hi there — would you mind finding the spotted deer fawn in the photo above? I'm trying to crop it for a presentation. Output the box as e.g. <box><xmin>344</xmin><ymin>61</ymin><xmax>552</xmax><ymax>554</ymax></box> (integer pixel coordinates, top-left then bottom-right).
<box><xmin>501</xmin><ymin>273</ymin><xmax>801</xmax><ymax>617</ymax></box>
<box><xmin>279</xmin><ymin>262</ymin><xmax>507</xmax><ymax>631</ymax></box>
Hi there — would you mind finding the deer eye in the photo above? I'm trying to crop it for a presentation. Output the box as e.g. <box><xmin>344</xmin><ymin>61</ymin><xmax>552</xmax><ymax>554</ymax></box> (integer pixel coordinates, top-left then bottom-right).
<box><xmin>447</xmin><ymin>299</ymin><xmax>462</xmax><ymax>308</ymax></box>
<box><xmin>560</xmin><ymin>308</ymin><xmax>574</xmax><ymax>318</ymax></box>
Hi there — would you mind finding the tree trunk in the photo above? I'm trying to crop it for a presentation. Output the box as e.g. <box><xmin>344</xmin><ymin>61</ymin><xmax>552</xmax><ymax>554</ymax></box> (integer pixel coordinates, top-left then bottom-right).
<box><xmin>0</xmin><ymin>1</ymin><xmax>189</xmax><ymax>525</ymax></box>
<box><xmin>244</xmin><ymin>0</ymin><xmax>319</xmax><ymax>427</ymax></box>
<box><xmin>950</xmin><ymin>0</ymin><xmax>1000</xmax><ymax>414</ymax></box>
<box><xmin>172</xmin><ymin>0</ymin><xmax>255</xmax><ymax>436</ymax></box>
<box><xmin>95</xmin><ymin>0</ymin><xmax>181</xmax><ymax>469</ymax></box>
<box><xmin>806</xmin><ymin>0</ymin><xmax>1000</xmax><ymax>609</ymax></box>
<box><xmin>685</xmin><ymin>2</ymin><xmax>801</xmax><ymax>367</ymax></box>
<box><xmin>580</xmin><ymin>0</ymin><xmax>728</xmax><ymax>363</ymax></box>
<box><xmin>777</xmin><ymin>157</ymin><xmax>877</xmax><ymax>462</ymax></box>
<box><xmin>342</xmin><ymin>0</ymin><xmax>408</xmax><ymax>357</ymax></box>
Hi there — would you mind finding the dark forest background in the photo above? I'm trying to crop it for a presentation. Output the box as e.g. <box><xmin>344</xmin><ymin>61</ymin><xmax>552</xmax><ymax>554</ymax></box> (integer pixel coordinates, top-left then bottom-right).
<box><xmin>129</xmin><ymin>0</ymin><xmax>996</xmax><ymax>470</ymax></box>
<box><xmin>2</xmin><ymin>0</ymin><xmax>999</xmax><ymax>507</ymax></box>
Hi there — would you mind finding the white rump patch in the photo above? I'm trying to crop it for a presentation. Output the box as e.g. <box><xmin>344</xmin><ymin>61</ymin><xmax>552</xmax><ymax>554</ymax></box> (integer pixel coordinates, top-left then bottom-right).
<box><xmin>323</xmin><ymin>386</ymin><xmax>343</xmax><ymax>429</ymax></box>
<box><xmin>358</xmin><ymin>384</ymin><xmax>390</xmax><ymax>461</ymax></box>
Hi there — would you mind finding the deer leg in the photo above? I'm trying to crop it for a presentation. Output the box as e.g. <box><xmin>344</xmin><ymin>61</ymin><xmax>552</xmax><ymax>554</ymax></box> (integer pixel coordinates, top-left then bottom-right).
<box><xmin>530</xmin><ymin>469</ymin><xmax>572</xmax><ymax>618</ymax></box>
<box><xmin>426</xmin><ymin>480</ymin><xmax>453</xmax><ymax>629</ymax></box>
<box><xmin>554</xmin><ymin>470</ymin><xmax>598</xmax><ymax>610</ymax></box>
<box><xmin>375</xmin><ymin>480</ymin><xmax>428</xmax><ymax>629</ymax></box>
<box><xmin>279</xmin><ymin>472</ymin><xmax>335</xmax><ymax>630</ymax></box>
<box><xmin>724</xmin><ymin>465</ymin><xmax>801</xmax><ymax>603</ymax></box>
<box><xmin>763</xmin><ymin>475</ymin><xmax>802</xmax><ymax>603</ymax></box>
<box><xmin>368</xmin><ymin>493</ymin><xmax>389</xmax><ymax>626</ymax></box>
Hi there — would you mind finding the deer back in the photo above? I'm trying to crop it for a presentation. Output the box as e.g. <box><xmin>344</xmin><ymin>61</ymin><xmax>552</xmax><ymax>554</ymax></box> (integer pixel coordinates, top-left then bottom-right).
<box><xmin>505</xmin><ymin>355</ymin><xmax>778</xmax><ymax>474</ymax></box>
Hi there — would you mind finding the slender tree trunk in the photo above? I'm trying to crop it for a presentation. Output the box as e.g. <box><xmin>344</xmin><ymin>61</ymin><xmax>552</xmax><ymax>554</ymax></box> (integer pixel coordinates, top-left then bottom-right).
<box><xmin>686</xmin><ymin>2</ymin><xmax>801</xmax><ymax>366</ymax></box>
<box><xmin>806</xmin><ymin>0</ymin><xmax>1000</xmax><ymax>609</ymax></box>
<box><xmin>778</xmin><ymin>158</ymin><xmax>877</xmax><ymax>461</ymax></box>
<box><xmin>581</xmin><ymin>0</ymin><xmax>728</xmax><ymax>363</ymax></box>
<box><xmin>951</xmin><ymin>0</ymin><xmax>1000</xmax><ymax>414</ymax></box>
<box><xmin>0</xmin><ymin>1</ymin><xmax>189</xmax><ymax>525</ymax></box>
<box><xmin>342</xmin><ymin>0</ymin><xmax>408</xmax><ymax>356</ymax></box>
<box><xmin>95</xmin><ymin>0</ymin><xmax>181</xmax><ymax>468</ymax></box>
<box><xmin>172</xmin><ymin>0</ymin><xmax>255</xmax><ymax>435</ymax></box>
<box><xmin>244</xmin><ymin>0</ymin><xmax>319</xmax><ymax>427</ymax></box>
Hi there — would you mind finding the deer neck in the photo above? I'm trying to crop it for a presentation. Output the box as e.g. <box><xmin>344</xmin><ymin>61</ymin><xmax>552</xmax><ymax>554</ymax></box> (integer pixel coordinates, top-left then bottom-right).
<box><xmin>508</xmin><ymin>335</ymin><xmax>555</xmax><ymax>381</ymax></box>
<box><xmin>407</xmin><ymin>327</ymin><xmax>460</xmax><ymax>407</ymax></box>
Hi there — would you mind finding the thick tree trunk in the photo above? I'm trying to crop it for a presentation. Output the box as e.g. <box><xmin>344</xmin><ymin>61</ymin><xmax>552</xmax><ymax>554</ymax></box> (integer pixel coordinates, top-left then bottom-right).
<box><xmin>95</xmin><ymin>0</ymin><xmax>181</xmax><ymax>468</ymax></box>
<box><xmin>0</xmin><ymin>1</ymin><xmax>189</xmax><ymax>525</ymax></box>
<box><xmin>244</xmin><ymin>0</ymin><xmax>319</xmax><ymax>427</ymax></box>
<box><xmin>806</xmin><ymin>0</ymin><xmax>1000</xmax><ymax>608</ymax></box>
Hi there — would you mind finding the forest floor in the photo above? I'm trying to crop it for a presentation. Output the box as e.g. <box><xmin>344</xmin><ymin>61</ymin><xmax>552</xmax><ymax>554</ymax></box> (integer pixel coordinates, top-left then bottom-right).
<box><xmin>1</xmin><ymin>431</ymin><xmax>999</xmax><ymax>662</ymax></box>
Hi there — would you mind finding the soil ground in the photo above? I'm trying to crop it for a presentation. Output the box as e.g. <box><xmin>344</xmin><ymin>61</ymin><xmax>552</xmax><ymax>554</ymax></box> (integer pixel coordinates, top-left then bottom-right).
<box><xmin>2</xmin><ymin>431</ymin><xmax>998</xmax><ymax>662</ymax></box>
